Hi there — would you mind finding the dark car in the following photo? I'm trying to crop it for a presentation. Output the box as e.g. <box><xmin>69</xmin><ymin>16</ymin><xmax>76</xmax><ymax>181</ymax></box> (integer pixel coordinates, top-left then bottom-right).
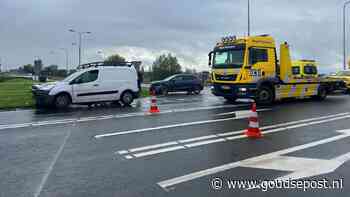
<box><xmin>150</xmin><ymin>74</ymin><xmax>203</xmax><ymax>95</ymax></box>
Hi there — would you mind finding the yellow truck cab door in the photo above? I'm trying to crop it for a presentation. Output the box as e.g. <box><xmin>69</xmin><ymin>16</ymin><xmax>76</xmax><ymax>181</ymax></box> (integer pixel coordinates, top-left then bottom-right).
<box><xmin>244</xmin><ymin>47</ymin><xmax>276</xmax><ymax>82</ymax></box>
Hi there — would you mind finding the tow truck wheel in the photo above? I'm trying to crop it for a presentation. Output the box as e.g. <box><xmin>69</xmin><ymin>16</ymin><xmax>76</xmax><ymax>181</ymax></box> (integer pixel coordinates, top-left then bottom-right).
<box><xmin>256</xmin><ymin>86</ymin><xmax>274</xmax><ymax>105</ymax></box>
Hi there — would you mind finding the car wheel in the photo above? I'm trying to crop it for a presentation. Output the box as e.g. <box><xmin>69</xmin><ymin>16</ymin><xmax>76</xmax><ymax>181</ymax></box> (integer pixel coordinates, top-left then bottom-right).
<box><xmin>256</xmin><ymin>86</ymin><xmax>274</xmax><ymax>105</ymax></box>
<box><xmin>161</xmin><ymin>87</ymin><xmax>168</xmax><ymax>96</ymax></box>
<box><xmin>193</xmin><ymin>86</ymin><xmax>201</xmax><ymax>95</ymax></box>
<box><xmin>54</xmin><ymin>94</ymin><xmax>71</xmax><ymax>109</ymax></box>
<box><xmin>224</xmin><ymin>97</ymin><xmax>237</xmax><ymax>103</ymax></box>
<box><xmin>121</xmin><ymin>91</ymin><xmax>134</xmax><ymax>105</ymax></box>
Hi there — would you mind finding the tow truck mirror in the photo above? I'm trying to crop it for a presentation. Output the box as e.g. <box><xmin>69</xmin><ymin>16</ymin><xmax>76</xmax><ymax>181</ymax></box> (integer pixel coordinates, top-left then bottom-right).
<box><xmin>208</xmin><ymin>52</ymin><xmax>212</xmax><ymax>67</ymax></box>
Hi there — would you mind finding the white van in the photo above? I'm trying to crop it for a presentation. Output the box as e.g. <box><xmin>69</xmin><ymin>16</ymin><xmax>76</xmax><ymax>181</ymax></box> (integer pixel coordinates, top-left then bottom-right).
<box><xmin>32</xmin><ymin>63</ymin><xmax>140</xmax><ymax>108</ymax></box>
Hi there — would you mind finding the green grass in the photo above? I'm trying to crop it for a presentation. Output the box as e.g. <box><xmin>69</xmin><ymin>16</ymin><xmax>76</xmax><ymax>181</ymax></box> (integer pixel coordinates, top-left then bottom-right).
<box><xmin>0</xmin><ymin>76</ymin><xmax>150</xmax><ymax>109</ymax></box>
<box><xmin>0</xmin><ymin>78</ymin><xmax>35</xmax><ymax>109</ymax></box>
<box><xmin>141</xmin><ymin>88</ymin><xmax>150</xmax><ymax>97</ymax></box>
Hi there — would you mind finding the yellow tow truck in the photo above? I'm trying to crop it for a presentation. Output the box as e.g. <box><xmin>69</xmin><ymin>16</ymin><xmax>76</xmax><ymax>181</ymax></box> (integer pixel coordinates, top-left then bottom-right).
<box><xmin>208</xmin><ymin>34</ymin><xmax>346</xmax><ymax>104</ymax></box>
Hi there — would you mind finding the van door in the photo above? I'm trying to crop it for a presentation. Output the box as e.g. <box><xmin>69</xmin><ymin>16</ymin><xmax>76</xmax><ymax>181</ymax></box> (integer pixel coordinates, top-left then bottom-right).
<box><xmin>70</xmin><ymin>70</ymin><xmax>103</xmax><ymax>103</ymax></box>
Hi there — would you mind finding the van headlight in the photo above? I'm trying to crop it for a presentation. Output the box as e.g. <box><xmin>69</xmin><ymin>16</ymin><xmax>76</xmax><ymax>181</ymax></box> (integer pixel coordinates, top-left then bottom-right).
<box><xmin>40</xmin><ymin>84</ymin><xmax>55</xmax><ymax>91</ymax></box>
<box><xmin>239</xmin><ymin>88</ymin><xmax>247</xmax><ymax>92</ymax></box>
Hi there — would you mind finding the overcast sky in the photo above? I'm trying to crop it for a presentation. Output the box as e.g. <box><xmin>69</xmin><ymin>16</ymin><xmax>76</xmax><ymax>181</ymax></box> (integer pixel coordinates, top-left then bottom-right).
<box><xmin>0</xmin><ymin>0</ymin><xmax>348</xmax><ymax>73</ymax></box>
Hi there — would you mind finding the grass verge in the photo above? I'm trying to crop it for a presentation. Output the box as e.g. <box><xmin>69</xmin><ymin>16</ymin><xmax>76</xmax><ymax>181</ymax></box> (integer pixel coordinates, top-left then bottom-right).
<box><xmin>0</xmin><ymin>76</ymin><xmax>150</xmax><ymax>109</ymax></box>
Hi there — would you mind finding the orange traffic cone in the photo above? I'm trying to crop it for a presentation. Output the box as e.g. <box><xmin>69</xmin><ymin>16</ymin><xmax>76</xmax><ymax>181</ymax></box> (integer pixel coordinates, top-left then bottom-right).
<box><xmin>245</xmin><ymin>102</ymin><xmax>262</xmax><ymax>138</ymax></box>
<box><xmin>149</xmin><ymin>90</ymin><xmax>160</xmax><ymax>113</ymax></box>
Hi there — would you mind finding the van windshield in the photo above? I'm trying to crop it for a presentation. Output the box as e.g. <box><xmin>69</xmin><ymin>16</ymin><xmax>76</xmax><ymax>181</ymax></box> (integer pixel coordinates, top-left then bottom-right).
<box><xmin>62</xmin><ymin>70</ymin><xmax>81</xmax><ymax>82</ymax></box>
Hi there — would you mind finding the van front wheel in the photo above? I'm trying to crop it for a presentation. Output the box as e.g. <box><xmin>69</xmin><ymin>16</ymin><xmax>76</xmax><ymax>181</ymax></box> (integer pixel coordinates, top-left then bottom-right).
<box><xmin>121</xmin><ymin>91</ymin><xmax>134</xmax><ymax>105</ymax></box>
<box><xmin>54</xmin><ymin>93</ymin><xmax>71</xmax><ymax>109</ymax></box>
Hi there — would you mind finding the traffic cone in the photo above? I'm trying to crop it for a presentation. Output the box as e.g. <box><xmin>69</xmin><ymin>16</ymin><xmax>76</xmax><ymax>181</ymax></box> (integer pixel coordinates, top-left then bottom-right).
<box><xmin>149</xmin><ymin>90</ymin><xmax>160</xmax><ymax>113</ymax></box>
<box><xmin>245</xmin><ymin>102</ymin><xmax>263</xmax><ymax>138</ymax></box>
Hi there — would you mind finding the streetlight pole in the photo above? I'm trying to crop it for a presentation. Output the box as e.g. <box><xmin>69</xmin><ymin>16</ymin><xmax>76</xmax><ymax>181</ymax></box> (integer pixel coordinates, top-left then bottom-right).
<box><xmin>248</xmin><ymin>0</ymin><xmax>251</xmax><ymax>36</ymax></box>
<box><xmin>59</xmin><ymin>48</ymin><xmax>69</xmax><ymax>73</ymax></box>
<box><xmin>69</xmin><ymin>29</ymin><xmax>91</xmax><ymax>66</ymax></box>
<box><xmin>343</xmin><ymin>1</ymin><xmax>350</xmax><ymax>70</ymax></box>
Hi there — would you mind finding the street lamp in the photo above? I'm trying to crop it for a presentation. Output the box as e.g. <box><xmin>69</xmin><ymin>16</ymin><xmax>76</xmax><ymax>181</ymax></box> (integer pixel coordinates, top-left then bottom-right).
<box><xmin>343</xmin><ymin>1</ymin><xmax>350</xmax><ymax>70</ymax></box>
<box><xmin>248</xmin><ymin>0</ymin><xmax>251</xmax><ymax>36</ymax></box>
<box><xmin>69</xmin><ymin>29</ymin><xmax>91</xmax><ymax>66</ymax></box>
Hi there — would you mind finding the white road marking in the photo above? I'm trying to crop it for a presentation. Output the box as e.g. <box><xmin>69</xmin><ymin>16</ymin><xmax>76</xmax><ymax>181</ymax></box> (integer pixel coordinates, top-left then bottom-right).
<box><xmin>94</xmin><ymin>108</ymin><xmax>270</xmax><ymax>139</ymax></box>
<box><xmin>34</xmin><ymin>128</ymin><xmax>72</xmax><ymax>197</ymax></box>
<box><xmin>216</xmin><ymin>108</ymin><xmax>270</xmax><ymax>116</ymax></box>
<box><xmin>157</xmin><ymin>129</ymin><xmax>350</xmax><ymax>190</ymax></box>
<box><xmin>117</xmin><ymin>113</ymin><xmax>350</xmax><ymax>160</ymax></box>
<box><xmin>95</xmin><ymin>117</ymin><xmax>237</xmax><ymax>138</ymax></box>
<box><xmin>133</xmin><ymin>146</ymin><xmax>186</xmax><ymax>158</ymax></box>
<box><xmin>0</xmin><ymin>104</ymin><xmax>244</xmax><ymax>130</ymax></box>
<box><xmin>125</xmin><ymin>155</ymin><xmax>134</xmax><ymax>160</ymax></box>
<box><xmin>178</xmin><ymin>135</ymin><xmax>218</xmax><ymax>143</ymax></box>
<box><xmin>129</xmin><ymin>141</ymin><xmax>179</xmax><ymax>153</ymax></box>
<box><xmin>217</xmin><ymin>130</ymin><xmax>245</xmax><ymax>137</ymax></box>
<box><xmin>184</xmin><ymin>138</ymin><xmax>226</xmax><ymax>148</ymax></box>
<box><xmin>117</xmin><ymin>150</ymin><xmax>129</xmax><ymax>155</ymax></box>
<box><xmin>260</xmin><ymin>112</ymin><xmax>349</xmax><ymax>130</ymax></box>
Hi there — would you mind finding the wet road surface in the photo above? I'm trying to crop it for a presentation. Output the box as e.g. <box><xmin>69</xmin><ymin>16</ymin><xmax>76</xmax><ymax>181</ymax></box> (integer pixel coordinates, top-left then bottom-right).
<box><xmin>1</xmin><ymin>88</ymin><xmax>350</xmax><ymax>197</ymax></box>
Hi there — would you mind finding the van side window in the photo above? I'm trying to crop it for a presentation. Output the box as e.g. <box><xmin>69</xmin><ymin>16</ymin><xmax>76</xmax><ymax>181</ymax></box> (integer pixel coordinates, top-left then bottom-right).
<box><xmin>292</xmin><ymin>66</ymin><xmax>300</xmax><ymax>75</ymax></box>
<box><xmin>249</xmin><ymin>48</ymin><xmax>268</xmax><ymax>65</ymax></box>
<box><xmin>74</xmin><ymin>70</ymin><xmax>99</xmax><ymax>84</ymax></box>
<box><xmin>304</xmin><ymin>65</ymin><xmax>317</xmax><ymax>75</ymax></box>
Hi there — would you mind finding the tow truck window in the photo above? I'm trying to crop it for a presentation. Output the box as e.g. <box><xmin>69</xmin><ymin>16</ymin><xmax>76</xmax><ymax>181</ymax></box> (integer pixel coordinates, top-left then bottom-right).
<box><xmin>292</xmin><ymin>66</ymin><xmax>300</xmax><ymax>75</ymax></box>
<box><xmin>249</xmin><ymin>48</ymin><xmax>268</xmax><ymax>64</ymax></box>
<box><xmin>213</xmin><ymin>48</ymin><xmax>245</xmax><ymax>69</ymax></box>
<box><xmin>304</xmin><ymin>65</ymin><xmax>317</xmax><ymax>75</ymax></box>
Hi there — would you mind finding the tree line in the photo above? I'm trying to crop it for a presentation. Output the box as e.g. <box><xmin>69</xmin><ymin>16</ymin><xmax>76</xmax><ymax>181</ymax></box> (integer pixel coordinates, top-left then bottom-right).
<box><xmin>15</xmin><ymin>53</ymin><xmax>197</xmax><ymax>81</ymax></box>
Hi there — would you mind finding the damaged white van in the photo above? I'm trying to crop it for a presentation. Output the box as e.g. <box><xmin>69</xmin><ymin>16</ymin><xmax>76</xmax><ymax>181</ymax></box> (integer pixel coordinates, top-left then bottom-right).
<box><xmin>32</xmin><ymin>62</ymin><xmax>140</xmax><ymax>108</ymax></box>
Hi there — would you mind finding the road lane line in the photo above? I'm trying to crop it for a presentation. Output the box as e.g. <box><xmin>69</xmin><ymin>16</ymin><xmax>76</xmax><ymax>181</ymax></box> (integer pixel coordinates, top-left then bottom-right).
<box><xmin>95</xmin><ymin>117</ymin><xmax>237</xmax><ymax>139</ymax></box>
<box><xmin>217</xmin><ymin>130</ymin><xmax>245</xmax><ymax>137</ymax></box>
<box><xmin>157</xmin><ymin>129</ymin><xmax>350</xmax><ymax>190</ymax></box>
<box><xmin>94</xmin><ymin>109</ymin><xmax>270</xmax><ymax>138</ymax></box>
<box><xmin>178</xmin><ymin>135</ymin><xmax>218</xmax><ymax>143</ymax></box>
<box><xmin>0</xmin><ymin>104</ymin><xmax>244</xmax><ymax>130</ymax></box>
<box><xmin>118</xmin><ymin>113</ymin><xmax>350</xmax><ymax>160</ymax></box>
<box><xmin>133</xmin><ymin>146</ymin><xmax>186</xmax><ymax>158</ymax></box>
<box><xmin>34</xmin><ymin>127</ymin><xmax>72</xmax><ymax>197</ymax></box>
<box><xmin>184</xmin><ymin>138</ymin><xmax>226</xmax><ymax>148</ymax></box>
<box><xmin>97</xmin><ymin>110</ymin><xmax>342</xmax><ymax>139</ymax></box>
<box><xmin>260</xmin><ymin>112</ymin><xmax>349</xmax><ymax>130</ymax></box>
<box><xmin>216</xmin><ymin>108</ymin><xmax>271</xmax><ymax>116</ymax></box>
<box><xmin>129</xmin><ymin>141</ymin><xmax>179</xmax><ymax>152</ymax></box>
<box><xmin>117</xmin><ymin>150</ymin><xmax>129</xmax><ymax>154</ymax></box>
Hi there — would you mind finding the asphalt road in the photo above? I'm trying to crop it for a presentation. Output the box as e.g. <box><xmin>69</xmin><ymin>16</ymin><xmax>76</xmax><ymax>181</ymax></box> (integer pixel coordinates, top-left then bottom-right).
<box><xmin>1</xmin><ymin>89</ymin><xmax>350</xmax><ymax>197</ymax></box>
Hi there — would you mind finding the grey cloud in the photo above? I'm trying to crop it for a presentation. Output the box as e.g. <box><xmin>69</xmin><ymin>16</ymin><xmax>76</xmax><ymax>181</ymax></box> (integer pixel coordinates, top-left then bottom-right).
<box><xmin>0</xmin><ymin>0</ymin><xmax>348</xmax><ymax>73</ymax></box>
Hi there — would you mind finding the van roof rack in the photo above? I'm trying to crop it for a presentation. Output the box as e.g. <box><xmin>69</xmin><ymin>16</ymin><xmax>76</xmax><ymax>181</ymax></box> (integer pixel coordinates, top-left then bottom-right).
<box><xmin>77</xmin><ymin>61</ymin><xmax>142</xmax><ymax>70</ymax></box>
